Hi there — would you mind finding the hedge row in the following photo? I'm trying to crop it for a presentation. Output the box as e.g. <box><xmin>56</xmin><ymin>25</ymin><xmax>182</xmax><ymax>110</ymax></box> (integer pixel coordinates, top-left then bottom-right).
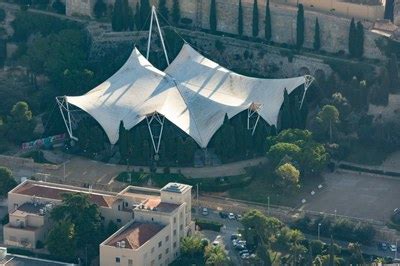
<box><xmin>195</xmin><ymin>219</ymin><xmax>223</xmax><ymax>232</ymax></box>
<box><xmin>293</xmin><ymin>215</ymin><xmax>376</xmax><ymax>245</ymax></box>
<box><xmin>339</xmin><ymin>163</ymin><xmax>400</xmax><ymax>177</ymax></box>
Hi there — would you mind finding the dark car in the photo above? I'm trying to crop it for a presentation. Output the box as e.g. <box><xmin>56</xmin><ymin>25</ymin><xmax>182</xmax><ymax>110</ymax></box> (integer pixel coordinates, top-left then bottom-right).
<box><xmin>379</xmin><ymin>242</ymin><xmax>388</xmax><ymax>251</ymax></box>
<box><xmin>219</xmin><ymin>212</ymin><xmax>228</xmax><ymax>219</ymax></box>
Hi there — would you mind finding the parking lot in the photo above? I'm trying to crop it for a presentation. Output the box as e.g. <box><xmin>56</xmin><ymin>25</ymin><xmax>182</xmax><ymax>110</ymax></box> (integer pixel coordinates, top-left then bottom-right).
<box><xmin>193</xmin><ymin>207</ymin><xmax>247</xmax><ymax>265</ymax></box>
<box><xmin>303</xmin><ymin>171</ymin><xmax>400</xmax><ymax>222</ymax></box>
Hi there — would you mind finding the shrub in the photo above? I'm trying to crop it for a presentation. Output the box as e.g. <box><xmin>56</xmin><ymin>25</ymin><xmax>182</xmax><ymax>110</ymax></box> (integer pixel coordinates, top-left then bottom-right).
<box><xmin>195</xmin><ymin>219</ymin><xmax>223</xmax><ymax>232</ymax></box>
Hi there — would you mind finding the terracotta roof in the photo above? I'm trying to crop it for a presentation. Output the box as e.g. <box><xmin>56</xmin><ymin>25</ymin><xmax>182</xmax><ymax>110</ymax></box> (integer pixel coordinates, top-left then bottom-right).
<box><xmin>106</xmin><ymin>222</ymin><xmax>165</xmax><ymax>250</ymax></box>
<box><xmin>13</xmin><ymin>182</ymin><xmax>117</xmax><ymax>208</ymax></box>
<box><xmin>143</xmin><ymin>198</ymin><xmax>179</xmax><ymax>213</ymax></box>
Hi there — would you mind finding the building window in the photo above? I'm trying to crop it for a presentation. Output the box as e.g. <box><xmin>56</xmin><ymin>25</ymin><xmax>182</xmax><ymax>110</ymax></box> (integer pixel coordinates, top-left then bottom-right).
<box><xmin>118</xmin><ymin>205</ymin><xmax>120</xmax><ymax>211</ymax></box>
<box><xmin>100</xmin><ymin>216</ymin><xmax>105</xmax><ymax>221</ymax></box>
<box><xmin>180</xmin><ymin>224</ymin><xmax>183</xmax><ymax>231</ymax></box>
<box><xmin>128</xmin><ymin>259</ymin><xmax>133</xmax><ymax>266</ymax></box>
<box><xmin>115</xmin><ymin>257</ymin><xmax>120</xmax><ymax>263</ymax></box>
<box><xmin>151</xmin><ymin>247</ymin><xmax>155</xmax><ymax>253</ymax></box>
<box><xmin>173</xmin><ymin>229</ymin><xmax>176</xmax><ymax>236</ymax></box>
<box><xmin>158</xmin><ymin>254</ymin><xmax>162</xmax><ymax>260</ymax></box>
<box><xmin>173</xmin><ymin>241</ymin><xmax>177</xmax><ymax>249</ymax></box>
<box><xmin>165</xmin><ymin>235</ymin><xmax>169</xmax><ymax>242</ymax></box>
<box><xmin>117</xmin><ymin>218</ymin><xmax>121</xmax><ymax>223</ymax></box>
<box><xmin>125</xmin><ymin>202</ymin><xmax>128</xmax><ymax>207</ymax></box>
<box><xmin>166</xmin><ymin>248</ymin><xmax>169</xmax><ymax>254</ymax></box>
<box><xmin>158</xmin><ymin>241</ymin><xmax>162</xmax><ymax>247</ymax></box>
<box><xmin>173</xmin><ymin>217</ymin><xmax>176</xmax><ymax>224</ymax></box>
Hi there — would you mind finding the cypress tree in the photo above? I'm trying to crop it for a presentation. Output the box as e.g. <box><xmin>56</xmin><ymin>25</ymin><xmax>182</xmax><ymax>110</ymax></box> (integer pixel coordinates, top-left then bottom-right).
<box><xmin>313</xmin><ymin>18</ymin><xmax>320</xmax><ymax>51</ymax></box>
<box><xmin>111</xmin><ymin>0</ymin><xmax>123</xmax><ymax>31</ymax></box>
<box><xmin>93</xmin><ymin>0</ymin><xmax>107</xmax><ymax>18</ymax></box>
<box><xmin>172</xmin><ymin>0</ymin><xmax>180</xmax><ymax>25</ymax></box>
<box><xmin>122</xmin><ymin>0</ymin><xmax>130</xmax><ymax>30</ymax></box>
<box><xmin>158</xmin><ymin>0</ymin><xmax>169</xmax><ymax>22</ymax></box>
<box><xmin>348</xmin><ymin>18</ymin><xmax>356</xmax><ymax>57</ymax></box>
<box><xmin>127</xmin><ymin>5</ymin><xmax>134</xmax><ymax>30</ymax></box>
<box><xmin>210</xmin><ymin>0</ymin><xmax>217</xmax><ymax>33</ymax></box>
<box><xmin>134</xmin><ymin>2</ymin><xmax>141</xmax><ymax>30</ymax></box>
<box><xmin>388</xmin><ymin>53</ymin><xmax>400</xmax><ymax>92</ymax></box>
<box><xmin>238</xmin><ymin>0</ymin><xmax>243</xmax><ymax>36</ymax></box>
<box><xmin>252</xmin><ymin>0</ymin><xmax>259</xmax><ymax>37</ymax></box>
<box><xmin>384</xmin><ymin>0</ymin><xmax>394</xmax><ymax>22</ymax></box>
<box><xmin>296</xmin><ymin>4</ymin><xmax>304</xmax><ymax>49</ymax></box>
<box><xmin>265</xmin><ymin>0</ymin><xmax>271</xmax><ymax>41</ymax></box>
<box><xmin>356</xmin><ymin>21</ymin><xmax>364</xmax><ymax>58</ymax></box>
<box><xmin>140</xmin><ymin>0</ymin><xmax>151</xmax><ymax>30</ymax></box>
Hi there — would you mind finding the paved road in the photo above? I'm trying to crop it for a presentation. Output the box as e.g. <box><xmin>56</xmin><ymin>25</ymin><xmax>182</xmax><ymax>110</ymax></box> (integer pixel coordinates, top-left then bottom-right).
<box><xmin>193</xmin><ymin>207</ymin><xmax>395</xmax><ymax>261</ymax></box>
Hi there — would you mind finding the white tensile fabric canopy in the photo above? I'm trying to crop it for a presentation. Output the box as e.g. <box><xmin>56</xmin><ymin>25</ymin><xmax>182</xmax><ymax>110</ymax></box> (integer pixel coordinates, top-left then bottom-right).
<box><xmin>61</xmin><ymin>44</ymin><xmax>311</xmax><ymax>148</ymax></box>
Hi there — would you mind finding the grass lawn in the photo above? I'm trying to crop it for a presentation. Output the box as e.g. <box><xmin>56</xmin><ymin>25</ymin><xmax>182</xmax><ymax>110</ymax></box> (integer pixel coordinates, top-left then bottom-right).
<box><xmin>345</xmin><ymin>142</ymin><xmax>392</xmax><ymax>166</ymax></box>
<box><xmin>225</xmin><ymin>165</ymin><xmax>324</xmax><ymax>208</ymax></box>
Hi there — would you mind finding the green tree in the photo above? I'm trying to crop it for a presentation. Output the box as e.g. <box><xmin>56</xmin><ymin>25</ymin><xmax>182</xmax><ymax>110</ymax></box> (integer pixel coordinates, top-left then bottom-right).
<box><xmin>180</xmin><ymin>235</ymin><xmax>203</xmax><ymax>257</ymax></box>
<box><xmin>238</xmin><ymin>0</ymin><xmax>243</xmax><ymax>36</ymax></box>
<box><xmin>252</xmin><ymin>0</ymin><xmax>259</xmax><ymax>37</ymax></box>
<box><xmin>296</xmin><ymin>4</ymin><xmax>304</xmax><ymax>49</ymax></box>
<box><xmin>204</xmin><ymin>245</ymin><xmax>229</xmax><ymax>265</ymax></box>
<box><xmin>281</xmin><ymin>89</ymin><xmax>292</xmax><ymax>130</ymax></box>
<box><xmin>127</xmin><ymin>5</ymin><xmax>135</xmax><ymax>30</ymax></box>
<box><xmin>0</xmin><ymin>167</ymin><xmax>17</xmax><ymax>197</ymax></box>
<box><xmin>93</xmin><ymin>0</ymin><xmax>107</xmax><ymax>18</ymax></box>
<box><xmin>6</xmin><ymin>101</ymin><xmax>35</xmax><ymax>143</ymax></box>
<box><xmin>314</xmin><ymin>18</ymin><xmax>320</xmax><ymax>51</ymax></box>
<box><xmin>134</xmin><ymin>2</ymin><xmax>141</xmax><ymax>30</ymax></box>
<box><xmin>49</xmin><ymin>193</ymin><xmax>102</xmax><ymax>261</ymax></box>
<box><xmin>46</xmin><ymin>221</ymin><xmax>76</xmax><ymax>261</ymax></box>
<box><xmin>210</xmin><ymin>0</ymin><xmax>217</xmax><ymax>33</ymax></box>
<box><xmin>275</xmin><ymin>163</ymin><xmax>300</xmax><ymax>186</ymax></box>
<box><xmin>348</xmin><ymin>242</ymin><xmax>365</xmax><ymax>265</ymax></box>
<box><xmin>267</xmin><ymin>142</ymin><xmax>301</xmax><ymax>167</ymax></box>
<box><xmin>140</xmin><ymin>0</ymin><xmax>151</xmax><ymax>30</ymax></box>
<box><xmin>316</xmin><ymin>105</ymin><xmax>340</xmax><ymax>142</ymax></box>
<box><xmin>355</xmin><ymin>21</ymin><xmax>364</xmax><ymax>58</ymax></box>
<box><xmin>172</xmin><ymin>0</ymin><xmax>181</xmax><ymax>25</ymax></box>
<box><xmin>348</xmin><ymin>18</ymin><xmax>356</xmax><ymax>57</ymax></box>
<box><xmin>158</xmin><ymin>0</ymin><xmax>169</xmax><ymax>22</ymax></box>
<box><xmin>265</xmin><ymin>0</ymin><xmax>271</xmax><ymax>41</ymax></box>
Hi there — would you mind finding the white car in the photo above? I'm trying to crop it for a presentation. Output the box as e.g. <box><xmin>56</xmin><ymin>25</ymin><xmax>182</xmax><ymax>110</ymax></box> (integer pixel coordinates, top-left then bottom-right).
<box><xmin>212</xmin><ymin>240</ymin><xmax>220</xmax><ymax>246</ymax></box>
<box><xmin>390</xmin><ymin>244</ymin><xmax>397</xmax><ymax>252</ymax></box>
<box><xmin>228</xmin><ymin>213</ymin><xmax>235</xmax><ymax>219</ymax></box>
<box><xmin>202</xmin><ymin>208</ymin><xmax>209</xmax><ymax>216</ymax></box>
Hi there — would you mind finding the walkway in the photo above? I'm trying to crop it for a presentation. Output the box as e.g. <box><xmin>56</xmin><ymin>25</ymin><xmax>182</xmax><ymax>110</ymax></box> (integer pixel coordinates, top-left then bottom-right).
<box><xmin>0</xmin><ymin>153</ymin><xmax>266</xmax><ymax>184</ymax></box>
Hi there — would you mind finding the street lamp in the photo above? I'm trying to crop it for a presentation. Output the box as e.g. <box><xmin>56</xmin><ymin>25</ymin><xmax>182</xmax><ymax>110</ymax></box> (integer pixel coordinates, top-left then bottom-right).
<box><xmin>318</xmin><ymin>223</ymin><xmax>322</xmax><ymax>241</ymax></box>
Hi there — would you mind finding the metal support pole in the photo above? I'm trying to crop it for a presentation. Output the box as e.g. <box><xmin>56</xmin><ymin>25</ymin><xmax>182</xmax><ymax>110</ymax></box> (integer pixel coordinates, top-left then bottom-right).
<box><xmin>153</xmin><ymin>6</ymin><xmax>170</xmax><ymax>65</ymax></box>
<box><xmin>146</xmin><ymin>6</ymin><xmax>155</xmax><ymax>60</ymax></box>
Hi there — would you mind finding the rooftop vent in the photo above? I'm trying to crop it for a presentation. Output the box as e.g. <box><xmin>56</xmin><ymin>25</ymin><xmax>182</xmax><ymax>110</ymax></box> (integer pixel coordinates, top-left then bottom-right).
<box><xmin>120</xmin><ymin>241</ymin><xmax>126</xmax><ymax>248</ymax></box>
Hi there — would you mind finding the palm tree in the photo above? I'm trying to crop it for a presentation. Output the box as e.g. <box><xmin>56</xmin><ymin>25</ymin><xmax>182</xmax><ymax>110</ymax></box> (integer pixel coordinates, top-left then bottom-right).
<box><xmin>204</xmin><ymin>245</ymin><xmax>229</xmax><ymax>266</ymax></box>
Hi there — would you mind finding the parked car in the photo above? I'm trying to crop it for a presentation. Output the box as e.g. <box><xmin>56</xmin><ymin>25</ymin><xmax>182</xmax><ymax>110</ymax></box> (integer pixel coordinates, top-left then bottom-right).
<box><xmin>379</xmin><ymin>242</ymin><xmax>388</xmax><ymax>251</ymax></box>
<box><xmin>239</xmin><ymin>250</ymin><xmax>249</xmax><ymax>256</ymax></box>
<box><xmin>202</xmin><ymin>208</ymin><xmax>209</xmax><ymax>216</ymax></box>
<box><xmin>235</xmin><ymin>244</ymin><xmax>246</xmax><ymax>250</ymax></box>
<box><xmin>219</xmin><ymin>211</ymin><xmax>228</xmax><ymax>219</ymax></box>
<box><xmin>390</xmin><ymin>244</ymin><xmax>397</xmax><ymax>252</ymax></box>
<box><xmin>241</xmin><ymin>253</ymin><xmax>250</xmax><ymax>259</ymax></box>
<box><xmin>230</xmin><ymin>233</ymin><xmax>242</xmax><ymax>240</ymax></box>
<box><xmin>236</xmin><ymin>214</ymin><xmax>242</xmax><ymax>220</ymax></box>
<box><xmin>228</xmin><ymin>213</ymin><xmax>235</xmax><ymax>220</ymax></box>
<box><xmin>212</xmin><ymin>240</ymin><xmax>220</xmax><ymax>246</ymax></box>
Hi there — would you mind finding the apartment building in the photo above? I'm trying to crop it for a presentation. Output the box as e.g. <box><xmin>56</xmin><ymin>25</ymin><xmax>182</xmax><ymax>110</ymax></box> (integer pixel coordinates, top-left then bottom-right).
<box><xmin>3</xmin><ymin>180</ymin><xmax>194</xmax><ymax>266</ymax></box>
<box><xmin>100</xmin><ymin>183</ymin><xmax>194</xmax><ymax>266</ymax></box>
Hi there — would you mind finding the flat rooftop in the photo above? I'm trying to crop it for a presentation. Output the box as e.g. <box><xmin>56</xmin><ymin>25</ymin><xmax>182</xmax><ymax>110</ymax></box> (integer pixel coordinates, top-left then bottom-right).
<box><xmin>141</xmin><ymin>198</ymin><xmax>179</xmax><ymax>213</ymax></box>
<box><xmin>105</xmin><ymin>222</ymin><xmax>165</xmax><ymax>250</ymax></box>
<box><xmin>12</xmin><ymin>181</ymin><xmax>118</xmax><ymax>208</ymax></box>
<box><xmin>11</xmin><ymin>202</ymin><xmax>46</xmax><ymax>217</ymax></box>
